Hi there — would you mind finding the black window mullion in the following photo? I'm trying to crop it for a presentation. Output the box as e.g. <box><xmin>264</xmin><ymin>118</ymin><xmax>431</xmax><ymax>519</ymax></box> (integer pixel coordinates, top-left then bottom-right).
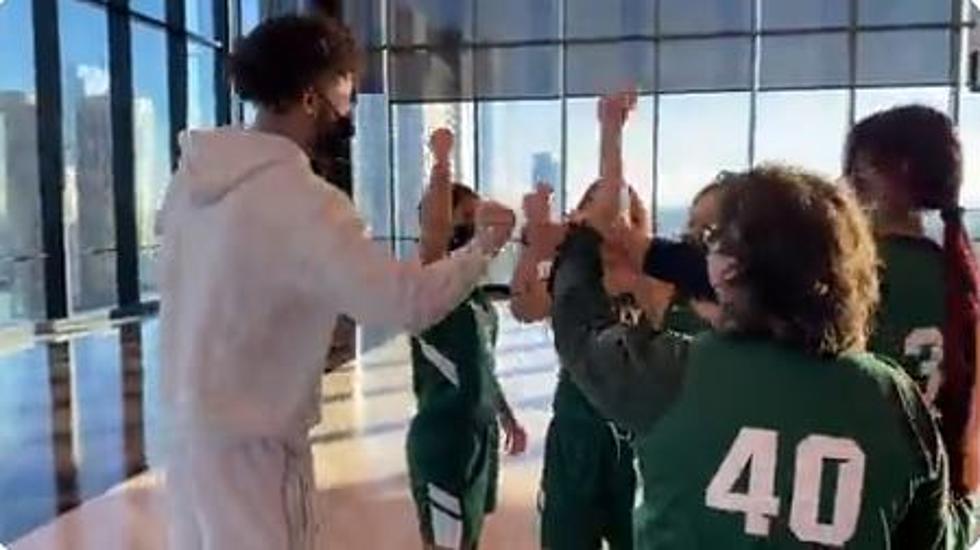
<box><xmin>168</xmin><ymin>0</ymin><xmax>189</xmax><ymax>167</ymax></box>
<box><xmin>33</xmin><ymin>0</ymin><xmax>69</xmax><ymax>320</ymax></box>
<box><xmin>108</xmin><ymin>2</ymin><xmax>141</xmax><ymax>310</ymax></box>
<box><xmin>215</xmin><ymin>0</ymin><xmax>232</xmax><ymax>125</ymax></box>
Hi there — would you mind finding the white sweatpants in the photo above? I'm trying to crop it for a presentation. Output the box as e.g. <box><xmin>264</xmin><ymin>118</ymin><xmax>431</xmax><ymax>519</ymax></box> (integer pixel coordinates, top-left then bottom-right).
<box><xmin>166</xmin><ymin>431</ymin><xmax>318</xmax><ymax>550</ymax></box>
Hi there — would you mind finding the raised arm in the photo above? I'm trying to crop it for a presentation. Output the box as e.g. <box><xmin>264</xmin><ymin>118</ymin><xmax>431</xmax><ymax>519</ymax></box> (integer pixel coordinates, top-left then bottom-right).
<box><xmin>313</xmin><ymin>181</ymin><xmax>514</xmax><ymax>335</ymax></box>
<box><xmin>419</xmin><ymin>128</ymin><xmax>455</xmax><ymax>265</ymax></box>
<box><xmin>551</xmin><ymin>224</ymin><xmax>689</xmax><ymax>434</ymax></box>
<box><xmin>510</xmin><ymin>184</ymin><xmax>564</xmax><ymax>323</ymax></box>
<box><xmin>598</xmin><ymin>91</ymin><xmax>636</xmax><ymax>184</ymax></box>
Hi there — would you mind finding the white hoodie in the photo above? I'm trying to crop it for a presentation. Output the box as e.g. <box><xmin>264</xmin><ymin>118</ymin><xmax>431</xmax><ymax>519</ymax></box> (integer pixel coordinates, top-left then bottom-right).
<box><xmin>159</xmin><ymin>128</ymin><xmax>490</xmax><ymax>438</ymax></box>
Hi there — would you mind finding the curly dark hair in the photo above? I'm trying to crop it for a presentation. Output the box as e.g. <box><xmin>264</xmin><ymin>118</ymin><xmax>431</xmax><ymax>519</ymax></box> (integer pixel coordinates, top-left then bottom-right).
<box><xmin>229</xmin><ymin>15</ymin><xmax>360</xmax><ymax>111</ymax></box>
<box><xmin>715</xmin><ymin>165</ymin><xmax>880</xmax><ymax>357</ymax></box>
<box><xmin>844</xmin><ymin>104</ymin><xmax>961</xmax><ymax>211</ymax></box>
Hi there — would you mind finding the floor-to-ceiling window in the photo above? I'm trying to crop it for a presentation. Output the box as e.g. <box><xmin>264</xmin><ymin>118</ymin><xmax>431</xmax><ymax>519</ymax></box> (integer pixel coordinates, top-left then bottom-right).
<box><xmin>0</xmin><ymin>0</ymin><xmax>238</xmax><ymax>327</ymax></box>
<box><xmin>0</xmin><ymin>0</ymin><xmax>45</xmax><ymax>325</ymax></box>
<box><xmin>346</xmin><ymin>0</ymin><xmax>975</xmax><ymax>265</ymax></box>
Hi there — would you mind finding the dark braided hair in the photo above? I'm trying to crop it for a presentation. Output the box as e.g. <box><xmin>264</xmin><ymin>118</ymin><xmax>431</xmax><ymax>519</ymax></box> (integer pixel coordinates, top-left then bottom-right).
<box><xmin>847</xmin><ymin>105</ymin><xmax>979</xmax><ymax>496</ymax></box>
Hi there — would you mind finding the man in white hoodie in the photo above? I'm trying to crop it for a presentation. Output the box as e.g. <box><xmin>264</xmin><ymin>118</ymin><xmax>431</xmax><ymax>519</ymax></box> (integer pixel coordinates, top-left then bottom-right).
<box><xmin>158</xmin><ymin>16</ymin><xmax>515</xmax><ymax>550</ymax></box>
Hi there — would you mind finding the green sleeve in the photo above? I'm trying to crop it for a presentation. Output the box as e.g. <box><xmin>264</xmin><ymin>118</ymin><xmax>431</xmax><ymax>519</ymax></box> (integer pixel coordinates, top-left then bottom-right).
<box><xmin>891</xmin><ymin>372</ymin><xmax>975</xmax><ymax>549</ymax></box>
<box><xmin>551</xmin><ymin>226</ymin><xmax>689</xmax><ymax>434</ymax></box>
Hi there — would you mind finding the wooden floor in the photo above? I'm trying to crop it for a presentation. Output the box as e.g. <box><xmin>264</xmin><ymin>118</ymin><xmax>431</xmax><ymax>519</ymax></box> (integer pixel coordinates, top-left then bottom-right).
<box><xmin>6</xmin><ymin>310</ymin><xmax>560</xmax><ymax>549</ymax></box>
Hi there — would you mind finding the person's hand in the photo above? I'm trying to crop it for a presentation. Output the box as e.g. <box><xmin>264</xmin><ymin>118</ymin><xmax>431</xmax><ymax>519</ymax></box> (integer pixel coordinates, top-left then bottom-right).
<box><xmin>429</xmin><ymin>127</ymin><xmax>454</xmax><ymax>165</ymax></box>
<box><xmin>526</xmin><ymin>222</ymin><xmax>567</xmax><ymax>261</ymax></box>
<box><xmin>597</xmin><ymin>91</ymin><xmax>637</xmax><ymax>128</ymax></box>
<box><xmin>690</xmin><ymin>300</ymin><xmax>723</xmax><ymax>328</ymax></box>
<box><xmin>475</xmin><ymin>201</ymin><xmax>516</xmax><ymax>256</ymax></box>
<box><xmin>419</xmin><ymin>162</ymin><xmax>453</xmax><ymax>247</ymax></box>
<box><xmin>501</xmin><ymin>415</ymin><xmax>528</xmax><ymax>456</ymax></box>
<box><xmin>522</xmin><ymin>183</ymin><xmax>553</xmax><ymax>226</ymax></box>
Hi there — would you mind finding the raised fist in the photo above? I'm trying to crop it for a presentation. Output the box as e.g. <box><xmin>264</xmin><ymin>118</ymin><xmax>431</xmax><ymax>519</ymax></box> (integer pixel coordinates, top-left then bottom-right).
<box><xmin>597</xmin><ymin>91</ymin><xmax>637</xmax><ymax>128</ymax></box>
<box><xmin>429</xmin><ymin>128</ymin><xmax>455</xmax><ymax>164</ymax></box>
<box><xmin>522</xmin><ymin>183</ymin><xmax>554</xmax><ymax>226</ymax></box>
<box><xmin>475</xmin><ymin>201</ymin><xmax>516</xmax><ymax>256</ymax></box>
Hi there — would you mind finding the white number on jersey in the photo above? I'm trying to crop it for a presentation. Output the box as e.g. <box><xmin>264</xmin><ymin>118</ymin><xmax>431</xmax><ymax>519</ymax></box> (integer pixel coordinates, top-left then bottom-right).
<box><xmin>706</xmin><ymin>428</ymin><xmax>866</xmax><ymax>546</ymax></box>
<box><xmin>705</xmin><ymin>428</ymin><xmax>780</xmax><ymax>536</ymax></box>
<box><xmin>904</xmin><ymin>327</ymin><xmax>944</xmax><ymax>402</ymax></box>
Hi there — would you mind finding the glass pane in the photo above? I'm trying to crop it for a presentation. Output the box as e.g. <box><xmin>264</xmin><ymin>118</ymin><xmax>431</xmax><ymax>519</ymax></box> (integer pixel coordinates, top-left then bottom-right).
<box><xmin>138</xmin><ymin>248</ymin><xmax>160</xmax><ymax>299</ymax></box>
<box><xmin>567</xmin><ymin>41</ymin><xmax>655</xmax><ymax>96</ymax></box>
<box><xmin>243</xmin><ymin>102</ymin><xmax>257</xmax><ymax>125</ymax></box>
<box><xmin>0</xmin><ymin>345</ymin><xmax>55</xmax><ymax>542</ymax></box>
<box><xmin>485</xmin><ymin>242</ymin><xmax>518</xmax><ymax>286</ymax></box>
<box><xmin>132</xmin><ymin>23</ymin><xmax>171</xmax><ymax>299</ymax></box>
<box><xmin>657</xmin><ymin>93</ymin><xmax>750</xmax><ymax>237</ymax></box>
<box><xmin>959</xmin><ymin>93</ymin><xmax>980</xmax><ymax>210</ymax></box>
<box><xmin>478</xmin><ymin>100</ymin><xmax>562</xmax><ymax>220</ymax></box>
<box><xmin>760</xmin><ymin>33</ymin><xmax>848</xmax><ymax>89</ymax></box>
<box><xmin>390</xmin><ymin>0</ymin><xmax>473</xmax><ymax>46</ymax></box>
<box><xmin>659</xmin><ymin>38</ymin><xmax>752</xmax><ymax>93</ymax></box>
<box><xmin>659</xmin><ymin>0</ymin><xmax>752</xmax><ymax>34</ymax></box>
<box><xmin>59</xmin><ymin>0</ymin><xmax>117</xmax><ymax>312</ymax></box>
<box><xmin>352</xmin><ymin>95</ymin><xmax>392</xmax><ymax>237</ymax></box>
<box><xmin>0</xmin><ymin>259</ymin><xmax>45</xmax><ymax>324</ymax></box>
<box><xmin>130</xmin><ymin>0</ymin><xmax>166</xmax><ymax>21</ymax></box>
<box><xmin>474</xmin><ymin>46</ymin><xmax>560</xmax><ymax>99</ymax></box>
<box><xmin>565</xmin><ymin>96</ymin><xmax>654</xmax><ymax>214</ymax></box>
<box><xmin>0</xmin><ymin>0</ymin><xmax>44</xmax><ymax>324</ymax></box>
<box><xmin>188</xmin><ymin>41</ymin><xmax>217</xmax><ymax>128</ymax></box>
<box><xmin>857</xmin><ymin>30</ymin><xmax>952</xmax><ymax>86</ymax></box>
<box><xmin>567</xmin><ymin>0</ymin><xmax>655</xmax><ymax>38</ymax></box>
<box><xmin>360</xmin><ymin>50</ymin><xmax>385</xmax><ymax>95</ymax></box>
<box><xmin>761</xmin><ymin>0</ymin><xmax>848</xmax><ymax>29</ymax></box>
<box><xmin>755</xmin><ymin>91</ymin><xmax>848</xmax><ymax>177</ymax></box>
<box><xmin>859</xmin><ymin>0</ymin><xmax>953</xmax><ymax>25</ymax></box>
<box><xmin>855</xmin><ymin>87</ymin><xmax>951</xmax><ymax>120</ymax></box>
<box><xmin>396</xmin><ymin>239</ymin><xmax>418</xmax><ymax>261</ymax></box>
<box><xmin>71</xmin><ymin>333</ymin><xmax>126</xmax><ymax>501</ymax></box>
<box><xmin>475</xmin><ymin>0</ymin><xmax>559</xmax><ymax>42</ymax></box>
<box><xmin>185</xmin><ymin>0</ymin><xmax>215</xmax><ymax>37</ymax></box>
<box><xmin>393</xmin><ymin>102</ymin><xmax>475</xmax><ymax>239</ymax></box>
<box><xmin>345</xmin><ymin>0</ymin><xmax>385</xmax><ymax>46</ymax></box>
<box><xmin>240</xmin><ymin>0</ymin><xmax>260</xmax><ymax>36</ymax></box>
<box><xmin>390</xmin><ymin>49</ymin><xmax>473</xmax><ymax>102</ymax></box>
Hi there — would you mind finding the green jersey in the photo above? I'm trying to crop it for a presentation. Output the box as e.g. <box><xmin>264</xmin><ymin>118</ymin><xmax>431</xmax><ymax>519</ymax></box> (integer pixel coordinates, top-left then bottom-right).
<box><xmin>407</xmin><ymin>290</ymin><xmax>503</xmax><ymax>548</ymax></box>
<box><xmin>409</xmin><ymin>289</ymin><xmax>501</xmax><ymax>428</ymax></box>
<box><xmin>870</xmin><ymin>235</ymin><xmax>945</xmax><ymax>389</ymax></box>
<box><xmin>550</xmin><ymin>227</ymin><xmax>970</xmax><ymax>549</ymax></box>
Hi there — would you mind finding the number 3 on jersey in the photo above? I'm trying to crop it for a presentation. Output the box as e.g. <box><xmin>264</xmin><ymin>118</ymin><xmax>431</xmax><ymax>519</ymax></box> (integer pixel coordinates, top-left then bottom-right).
<box><xmin>705</xmin><ymin>427</ymin><xmax>866</xmax><ymax>546</ymax></box>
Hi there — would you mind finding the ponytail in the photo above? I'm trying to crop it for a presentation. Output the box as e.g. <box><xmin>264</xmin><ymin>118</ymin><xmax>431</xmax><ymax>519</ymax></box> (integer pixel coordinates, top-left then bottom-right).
<box><xmin>936</xmin><ymin>207</ymin><xmax>980</xmax><ymax>496</ymax></box>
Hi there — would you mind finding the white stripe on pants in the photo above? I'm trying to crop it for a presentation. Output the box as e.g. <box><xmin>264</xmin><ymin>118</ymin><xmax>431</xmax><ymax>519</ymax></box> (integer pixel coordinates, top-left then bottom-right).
<box><xmin>166</xmin><ymin>431</ymin><xmax>318</xmax><ymax>550</ymax></box>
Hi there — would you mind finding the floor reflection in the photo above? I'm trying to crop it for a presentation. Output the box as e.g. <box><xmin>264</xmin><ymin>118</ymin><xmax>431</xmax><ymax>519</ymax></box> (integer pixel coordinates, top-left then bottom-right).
<box><xmin>0</xmin><ymin>321</ymin><xmax>157</xmax><ymax>543</ymax></box>
<box><xmin>2</xmin><ymin>306</ymin><xmax>561</xmax><ymax>549</ymax></box>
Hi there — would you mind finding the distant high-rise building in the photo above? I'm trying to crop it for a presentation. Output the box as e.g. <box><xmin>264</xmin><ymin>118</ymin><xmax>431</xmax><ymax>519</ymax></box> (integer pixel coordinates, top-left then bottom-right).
<box><xmin>72</xmin><ymin>94</ymin><xmax>117</xmax><ymax>311</ymax></box>
<box><xmin>133</xmin><ymin>97</ymin><xmax>157</xmax><ymax>249</ymax></box>
<box><xmin>0</xmin><ymin>91</ymin><xmax>43</xmax><ymax>319</ymax></box>
<box><xmin>532</xmin><ymin>152</ymin><xmax>559</xmax><ymax>189</ymax></box>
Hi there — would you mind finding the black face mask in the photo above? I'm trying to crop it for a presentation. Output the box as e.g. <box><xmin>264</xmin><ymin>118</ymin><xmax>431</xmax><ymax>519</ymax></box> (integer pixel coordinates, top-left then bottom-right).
<box><xmin>449</xmin><ymin>224</ymin><xmax>475</xmax><ymax>252</ymax></box>
<box><xmin>312</xmin><ymin>91</ymin><xmax>354</xmax><ymax>152</ymax></box>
